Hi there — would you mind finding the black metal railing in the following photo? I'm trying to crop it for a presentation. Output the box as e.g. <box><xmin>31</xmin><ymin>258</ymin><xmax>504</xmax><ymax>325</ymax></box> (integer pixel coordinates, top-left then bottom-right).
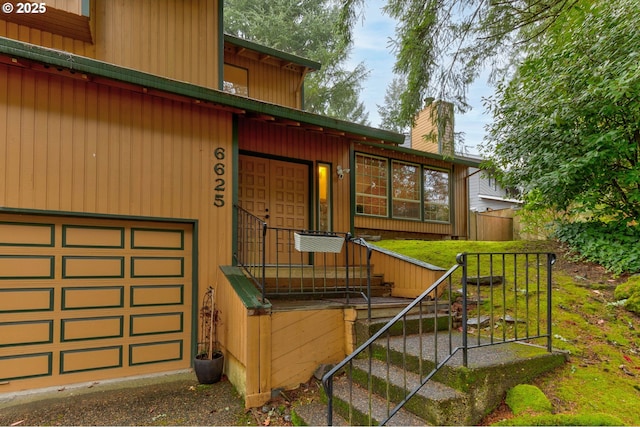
<box><xmin>322</xmin><ymin>251</ymin><xmax>555</xmax><ymax>425</ymax></box>
<box><xmin>234</xmin><ymin>205</ymin><xmax>375</xmax><ymax>304</ymax></box>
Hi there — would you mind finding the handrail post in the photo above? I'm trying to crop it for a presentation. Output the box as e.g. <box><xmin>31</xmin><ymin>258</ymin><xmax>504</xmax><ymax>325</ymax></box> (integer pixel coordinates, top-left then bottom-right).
<box><xmin>367</xmin><ymin>246</ymin><xmax>373</xmax><ymax>320</ymax></box>
<box><xmin>457</xmin><ymin>253</ymin><xmax>469</xmax><ymax>367</ymax></box>
<box><xmin>345</xmin><ymin>232</ymin><xmax>351</xmax><ymax>304</ymax></box>
<box><xmin>326</xmin><ymin>378</ymin><xmax>333</xmax><ymax>426</ymax></box>
<box><xmin>261</xmin><ymin>222</ymin><xmax>267</xmax><ymax>304</ymax></box>
<box><xmin>547</xmin><ymin>253</ymin><xmax>555</xmax><ymax>352</ymax></box>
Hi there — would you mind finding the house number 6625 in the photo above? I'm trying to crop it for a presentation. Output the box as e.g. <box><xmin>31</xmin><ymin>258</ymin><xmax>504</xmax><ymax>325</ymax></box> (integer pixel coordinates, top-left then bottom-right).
<box><xmin>213</xmin><ymin>147</ymin><xmax>226</xmax><ymax>207</ymax></box>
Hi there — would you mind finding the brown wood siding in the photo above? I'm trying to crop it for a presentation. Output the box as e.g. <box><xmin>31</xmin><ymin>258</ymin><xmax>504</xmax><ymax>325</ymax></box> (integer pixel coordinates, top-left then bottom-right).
<box><xmin>353</xmin><ymin>144</ymin><xmax>465</xmax><ymax>238</ymax></box>
<box><xmin>411</xmin><ymin>107</ymin><xmax>439</xmax><ymax>154</ymax></box>
<box><xmin>238</xmin><ymin>118</ymin><xmax>352</xmax><ymax>234</ymax></box>
<box><xmin>369</xmin><ymin>250</ymin><xmax>444</xmax><ymax>299</ymax></box>
<box><xmin>270</xmin><ymin>309</ymin><xmax>344</xmax><ymax>389</ymax></box>
<box><xmin>225</xmin><ymin>53</ymin><xmax>302</xmax><ymax>108</ymax></box>
<box><xmin>1</xmin><ymin>0</ymin><xmax>220</xmax><ymax>89</ymax></box>
<box><xmin>0</xmin><ymin>12</ymin><xmax>95</xmax><ymax>57</ymax></box>
<box><xmin>0</xmin><ymin>62</ymin><xmax>234</xmax><ymax>377</ymax></box>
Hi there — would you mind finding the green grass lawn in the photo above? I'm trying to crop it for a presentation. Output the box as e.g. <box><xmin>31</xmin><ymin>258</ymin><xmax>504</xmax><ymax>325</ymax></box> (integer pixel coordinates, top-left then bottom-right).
<box><xmin>372</xmin><ymin>239</ymin><xmax>640</xmax><ymax>426</ymax></box>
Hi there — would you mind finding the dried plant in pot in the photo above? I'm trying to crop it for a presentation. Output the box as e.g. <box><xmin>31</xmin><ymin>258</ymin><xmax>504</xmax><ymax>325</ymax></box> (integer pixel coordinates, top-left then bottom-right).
<box><xmin>194</xmin><ymin>286</ymin><xmax>224</xmax><ymax>384</ymax></box>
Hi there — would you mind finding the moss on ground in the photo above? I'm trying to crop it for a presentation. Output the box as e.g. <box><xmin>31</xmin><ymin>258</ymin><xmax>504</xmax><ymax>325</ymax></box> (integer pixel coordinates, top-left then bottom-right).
<box><xmin>505</xmin><ymin>384</ymin><xmax>552</xmax><ymax>415</ymax></box>
<box><xmin>373</xmin><ymin>239</ymin><xmax>640</xmax><ymax>426</ymax></box>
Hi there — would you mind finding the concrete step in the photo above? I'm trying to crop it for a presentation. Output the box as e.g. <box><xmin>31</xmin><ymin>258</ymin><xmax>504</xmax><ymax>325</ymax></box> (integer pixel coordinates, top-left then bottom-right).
<box><xmin>375</xmin><ymin>332</ymin><xmax>568</xmax><ymax>424</ymax></box>
<box><xmin>329</xmin><ymin>374</ymin><xmax>429</xmax><ymax>426</ymax></box>
<box><xmin>350</xmin><ymin>358</ymin><xmax>467</xmax><ymax>425</ymax></box>
<box><xmin>355</xmin><ymin>311</ymin><xmax>454</xmax><ymax>346</ymax></box>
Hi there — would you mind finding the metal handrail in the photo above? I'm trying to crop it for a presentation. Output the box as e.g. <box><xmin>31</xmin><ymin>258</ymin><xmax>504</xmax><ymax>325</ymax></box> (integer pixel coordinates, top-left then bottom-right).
<box><xmin>322</xmin><ymin>251</ymin><xmax>556</xmax><ymax>425</ymax></box>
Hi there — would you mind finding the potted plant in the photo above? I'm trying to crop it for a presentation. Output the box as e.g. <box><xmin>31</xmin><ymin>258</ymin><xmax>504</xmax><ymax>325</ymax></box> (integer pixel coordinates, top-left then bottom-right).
<box><xmin>194</xmin><ymin>286</ymin><xmax>224</xmax><ymax>384</ymax></box>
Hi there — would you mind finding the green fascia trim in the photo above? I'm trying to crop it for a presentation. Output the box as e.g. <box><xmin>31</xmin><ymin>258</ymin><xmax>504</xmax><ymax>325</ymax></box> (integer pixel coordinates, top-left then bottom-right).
<box><xmin>224</xmin><ymin>33</ymin><xmax>321</xmax><ymax>71</ymax></box>
<box><xmin>0</xmin><ymin>37</ymin><xmax>403</xmax><ymax>145</ymax></box>
<box><xmin>367</xmin><ymin>242</ymin><xmax>447</xmax><ymax>272</ymax></box>
<box><xmin>360</xmin><ymin>141</ymin><xmax>483</xmax><ymax>167</ymax></box>
<box><xmin>0</xmin><ymin>206</ymin><xmax>198</xmax><ymax>224</ymax></box>
<box><xmin>219</xmin><ymin>265</ymin><xmax>271</xmax><ymax>313</ymax></box>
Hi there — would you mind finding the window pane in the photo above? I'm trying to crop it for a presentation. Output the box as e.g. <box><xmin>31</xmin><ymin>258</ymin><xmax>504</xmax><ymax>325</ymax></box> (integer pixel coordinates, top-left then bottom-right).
<box><xmin>223</xmin><ymin>64</ymin><xmax>249</xmax><ymax>97</ymax></box>
<box><xmin>355</xmin><ymin>154</ymin><xmax>388</xmax><ymax>217</ymax></box>
<box><xmin>392</xmin><ymin>161</ymin><xmax>421</xmax><ymax>219</ymax></box>
<box><xmin>423</xmin><ymin>169</ymin><xmax>450</xmax><ymax>222</ymax></box>
<box><xmin>317</xmin><ymin>164</ymin><xmax>331</xmax><ymax>231</ymax></box>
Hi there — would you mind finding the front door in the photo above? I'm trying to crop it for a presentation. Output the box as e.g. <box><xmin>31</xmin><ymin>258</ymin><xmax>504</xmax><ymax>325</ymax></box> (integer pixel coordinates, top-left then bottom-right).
<box><xmin>238</xmin><ymin>155</ymin><xmax>309</xmax><ymax>264</ymax></box>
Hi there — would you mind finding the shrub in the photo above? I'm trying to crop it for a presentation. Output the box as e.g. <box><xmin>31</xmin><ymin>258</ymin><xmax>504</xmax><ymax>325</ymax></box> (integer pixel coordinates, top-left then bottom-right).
<box><xmin>554</xmin><ymin>220</ymin><xmax>640</xmax><ymax>275</ymax></box>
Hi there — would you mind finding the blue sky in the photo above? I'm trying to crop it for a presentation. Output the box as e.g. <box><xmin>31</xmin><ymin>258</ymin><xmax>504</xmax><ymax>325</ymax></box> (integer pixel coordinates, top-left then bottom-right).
<box><xmin>347</xmin><ymin>0</ymin><xmax>492</xmax><ymax>155</ymax></box>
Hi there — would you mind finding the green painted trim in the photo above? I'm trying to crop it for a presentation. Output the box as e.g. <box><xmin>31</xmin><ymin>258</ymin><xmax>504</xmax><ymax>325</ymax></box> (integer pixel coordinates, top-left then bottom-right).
<box><xmin>0</xmin><ymin>207</ymin><xmax>197</xmax><ymax>224</ymax></box>
<box><xmin>218</xmin><ymin>0</ymin><xmax>224</xmax><ymax>91</ymax></box>
<box><xmin>60</xmin><ymin>345</ymin><xmax>123</xmax><ymax>374</ymax></box>
<box><xmin>0</xmin><ymin>37</ymin><xmax>403</xmax><ymax>145</ymax></box>
<box><xmin>129</xmin><ymin>312</ymin><xmax>184</xmax><ymax>337</ymax></box>
<box><xmin>350</xmin><ymin>144</ymin><xmax>356</xmax><ymax>234</ymax></box>
<box><xmin>0</xmin><ymin>221</ymin><xmax>54</xmax><ymax>247</ymax></box>
<box><xmin>62</xmin><ymin>256</ymin><xmax>124</xmax><ymax>279</ymax></box>
<box><xmin>62</xmin><ymin>224</ymin><xmax>125</xmax><ymax>248</ymax></box>
<box><xmin>0</xmin><ymin>288</ymin><xmax>54</xmax><ymax>313</ymax></box>
<box><xmin>81</xmin><ymin>0</ymin><xmax>90</xmax><ymax>17</ymax></box>
<box><xmin>360</xmin><ymin>140</ymin><xmax>482</xmax><ymax>167</ymax></box>
<box><xmin>0</xmin><ymin>352</ymin><xmax>52</xmax><ymax>381</ymax></box>
<box><xmin>224</xmin><ymin>34</ymin><xmax>321</xmax><ymax>71</ymax></box>
<box><xmin>367</xmin><ymin>243</ymin><xmax>446</xmax><ymax>271</ymax></box>
<box><xmin>130</xmin><ymin>284</ymin><xmax>184</xmax><ymax>307</ymax></box>
<box><xmin>60</xmin><ymin>316</ymin><xmax>124</xmax><ymax>342</ymax></box>
<box><xmin>231</xmin><ymin>116</ymin><xmax>239</xmax><ymax>267</ymax></box>
<box><xmin>61</xmin><ymin>286</ymin><xmax>124</xmax><ymax>310</ymax></box>
<box><xmin>130</xmin><ymin>227</ymin><xmax>185</xmax><ymax>250</ymax></box>
<box><xmin>130</xmin><ymin>256</ymin><xmax>184</xmax><ymax>278</ymax></box>
<box><xmin>219</xmin><ymin>265</ymin><xmax>271</xmax><ymax>312</ymax></box>
<box><xmin>0</xmin><ymin>255</ymin><xmax>54</xmax><ymax>280</ymax></box>
<box><xmin>129</xmin><ymin>339</ymin><xmax>184</xmax><ymax>366</ymax></box>
<box><xmin>190</xmin><ymin>221</ymin><xmax>198</xmax><ymax>362</ymax></box>
<box><xmin>0</xmin><ymin>320</ymin><xmax>53</xmax><ymax>347</ymax></box>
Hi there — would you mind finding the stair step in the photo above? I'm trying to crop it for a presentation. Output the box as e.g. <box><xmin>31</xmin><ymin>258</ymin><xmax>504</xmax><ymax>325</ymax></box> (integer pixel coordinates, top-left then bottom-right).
<box><xmin>354</xmin><ymin>299</ymin><xmax>451</xmax><ymax>321</ymax></box>
<box><xmin>331</xmin><ymin>375</ymin><xmax>429</xmax><ymax>426</ymax></box>
<box><xmin>350</xmin><ymin>358</ymin><xmax>466</xmax><ymax>425</ymax></box>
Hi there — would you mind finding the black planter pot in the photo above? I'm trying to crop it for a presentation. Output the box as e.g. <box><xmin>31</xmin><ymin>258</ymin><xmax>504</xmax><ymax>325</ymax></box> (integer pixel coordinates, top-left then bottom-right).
<box><xmin>194</xmin><ymin>351</ymin><xmax>224</xmax><ymax>384</ymax></box>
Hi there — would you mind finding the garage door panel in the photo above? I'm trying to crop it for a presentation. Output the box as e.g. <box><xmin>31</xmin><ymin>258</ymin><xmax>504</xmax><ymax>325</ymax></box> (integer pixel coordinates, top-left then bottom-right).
<box><xmin>129</xmin><ymin>340</ymin><xmax>183</xmax><ymax>366</ymax></box>
<box><xmin>0</xmin><ymin>213</ymin><xmax>193</xmax><ymax>393</ymax></box>
<box><xmin>60</xmin><ymin>345</ymin><xmax>123</xmax><ymax>374</ymax></box>
<box><xmin>131</xmin><ymin>228</ymin><xmax>184</xmax><ymax>250</ymax></box>
<box><xmin>130</xmin><ymin>312</ymin><xmax>183</xmax><ymax>336</ymax></box>
<box><xmin>0</xmin><ymin>320</ymin><xmax>53</xmax><ymax>347</ymax></box>
<box><xmin>0</xmin><ymin>288</ymin><xmax>54</xmax><ymax>312</ymax></box>
<box><xmin>130</xmin><ymin>285</ymin><xmax>184</xmax><ymax>307</ymax></box>
<box><xmin>60</xmin><ymin>316</ymin><xmax>124</xmax><ymax>342</ymax></box>
<box><xmin>61</xmin><ymin>286</ymin><xmax>125</xmax><ymax>310</ymax></box>
<box><xmin>62</xmin><ymin>256</ymin><xmax>125</xmax><ymax>279</ymax></box>
<box><xmin>131</xmin><ymin>257</ymin><xmax>184</xmax><ymax>278</ymax></box>
<box><xmin>0</xmin><ymin>222</ymin><xmax>55</xmax><ymax>246</ymax></box>
<box><xmin>62</xmin><ymin>225</ymin><xmax>125</xmax><ymax>248</ymax></box>
<box><xmin>0</xmin><ymin>353</ymin><xmax>52</xmax><ymax>381</ymax></box>
<box><xmin>0</xmin><ymin>255</ymin><xmax>54</xmax><ymax>279</ymax></box>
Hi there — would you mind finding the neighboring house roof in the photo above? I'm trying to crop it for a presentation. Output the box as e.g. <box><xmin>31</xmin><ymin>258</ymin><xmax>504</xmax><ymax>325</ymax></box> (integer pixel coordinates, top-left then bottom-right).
<box><xmin>0</xmin><ymin>36</ymin><xmax>401</xmax><ymax>145</ymax></box>
<box><xmin>224</xmin><ymin>33</ymin><xmax>321</xmax><ymax>72</ymax></box>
